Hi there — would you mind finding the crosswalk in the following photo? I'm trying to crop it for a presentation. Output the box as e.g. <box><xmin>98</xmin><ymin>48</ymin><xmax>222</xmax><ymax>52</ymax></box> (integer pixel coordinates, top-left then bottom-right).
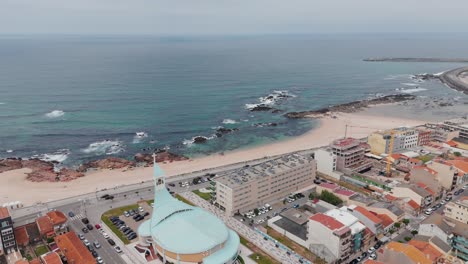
<box><xmin>69</xmin><ymin>213</ymin><xmax>85</xmax><ymax>221</ymax></box>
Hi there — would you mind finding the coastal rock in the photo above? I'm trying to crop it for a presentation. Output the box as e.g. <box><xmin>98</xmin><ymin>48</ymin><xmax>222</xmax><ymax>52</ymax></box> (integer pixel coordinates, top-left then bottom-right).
<box><xmin>411</xmin><ymin>73</ymin><xmax>438</xmax><ymax>81</ymax></box>
<box><xmin>78</xmin><ymin>157</ymin><xmax>135</xmax><ymax>172</ymax></box>
<box><xmin>134</xmin><ymin>151</ymin><xmax>188</xmax><ymax>164</ymax></box>
<box><xmin>214</xmin><ymin>127</ymin><xmax>240</xmax><ymax>137</ymax></box>
<box><xmin>58</xmin><ymin>168</ymin><xmax>85</xmax><ymax>182</ymax></box>
<box><xmin>249</xmin><ymin>104</ymin><xmax>276</xmax><ymax>112</ymax></box>
<box><xmin>0</xmin><ymin>158</ymin><xmax>23</xmax><ymax>173</ymax></box>
<box><xmin>284</xmin><ymin>94</ymin><xmax>416</xmax><ymax>119</ymax></box>
<box><xmin>193</xmin><ymin>136</ymin><xmax>208</xmax><ymax>144</ymax></box>
<box><xmin>253</xmin><ymin>122</ymin><xmax>279</xmax><ymax>127</ymax></box>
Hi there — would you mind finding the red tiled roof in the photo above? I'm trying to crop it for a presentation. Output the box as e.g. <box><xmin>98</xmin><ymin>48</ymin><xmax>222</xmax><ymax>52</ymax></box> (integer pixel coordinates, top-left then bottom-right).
<box><xmin>447</xmin><ymin>140</ymin><xmax>458</xmax><ymax>147</ymax></box>
<box><xmin>413</xmin><ymin>165</ymin><xmax>437</xmax><ymax>175</ymax></box>
<box><xmin>14</xmin><ymin>226</ymin><xmax>29</xmax><ymax>246</ymax></box>
<box><xmin>385</xmin><ymin>242</ymin><xmax>432</xmax><ymax>264</ymax></box>
<box><xmin>41</xmin><ymin>252</ymin><xmax>63</xmax><ymax>264</ymax></box>
<box><xmin>55</xmin><ymin>232</ymin><xmax>95</xmax><ymax>264</ymax></box>
<box><xmin>36</xmin><ymin>216</ymin><xmax>53</xmax><ymax>236</ymax></box>
<box><xmin>46</xmin><ymin>211</ymin><xmax>67</xmax><ymax>225</ymax></box>
<box><xmin>319</xmin><ymin>182</ymin><xmax>338</xmax><ymax>190</ymax></box>
<box><xmin>354</xmin><ymin>206</ymin><xmax>382</xmax><ymax>224</ymax></box>
<box><xmin>310</xmin><ymin>213</ymin><xmax>344</xmax><ymax>230</ymax></box>
<box><xmin>332</xmin><ymin>137</ymin><xmax>360</xmax><ymax>147</ymax></box>
<box><xmin>334</xmin><ymin>189</ymin><xmax>355</xmax><ymax>197</ymax></box>
<box><xmin>363</xmin><ymin>260</ymin><xmax>385</xmax><ymax>264</ymax></box>
<box><xmin>408</xmin><ymin>200</ymin><xmax>420</xmax><ymax>210</ymax></box>
<box><xmin>446</xmin><ymin>160</ymin><xmax>468</xmax><ymax>174</ymax></box>
<box><xmin>376</xmin><ymin>213</ymin><xmax>394</xmax><ymax>228</ymax></box>
<box><xmin>0</xmin><ymin>207</ymin><xmax>10</xmax><ymax>218</ymax></box>
<box><xmin>15</xmin><ymin>261</ymin><xmax>29</xmax><ymax>264</ymax></box>
<box><xmin>30</xmin><ymin>259</ymin><xmax>41</xmax><ymax>264</ymax></box>
<box><xmin>385</xmin><ymin>194</ymin><xmax>397</xmax><ymax>201</ymax></box>
<box><xmin>408</xmin><ymin>240</ymin><xmax>442</xmax><ymax>262</ymax></box>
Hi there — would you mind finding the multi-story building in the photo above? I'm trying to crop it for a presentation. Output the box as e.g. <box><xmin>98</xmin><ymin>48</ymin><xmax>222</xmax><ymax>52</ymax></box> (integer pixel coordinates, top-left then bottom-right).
<box><xmin>426</xmin><ymin>159</ymin><xmax>459</xmax><ymax>191</ymax></box>
<box><xmin>346</xmin><ymin>205</ymin><xmax>383</xmax><ymax>236</ymax></box>
<box><xmin>391</xmin><ymin>184</ymin><xmax>433</xmax><ymax>207</ymax></box>
<box><xmin>416</xmin><ymin>128</ymin><xmax>432</xmax><ymax>146</ymax></box>
<box><xmin>215</xmin><ymin>154</ymin><xmax>316</xmax><ymax>215</ymax></box>
<box><xmin>432</xmin><ymin>126</ymin><xmax>460</xmax><ymax>143</ymax></box>
<box><xmin>0</xmin><ymin>207</ymin><xmax>17</xmax><ymax>255</ymax></box>
<box><xmin>308</xmin><ymin>208</ymin><xmax>366</xmax><ymax>263</ymax></box>
<box><xmin>443</xmin><ymin>118</ymin><xmax>468</xmax><ymax>140</ymax></box>
<box><xmin>36</xmin><ymin>210</ymin><xmax>68</xmax><ymax>238</ymax></box>
<box><xmin>378</xmin><ymin>242</ymin><xmax>432</xmax><ymax>264</ymax></box>
<box><xmin>444</xmin><ymin>197</ymin><xmax>468</xmax><ymax>224</ymax></box>
<box><xmin>315</xmin><ymin>148</ymin><xmax>341</xmax><ymax>179</ymax></box>
<box><xmin>368</xmin><ymin>127</ymin><xmax>419</xmax><ymax>155</ymax></box>
<box><xmin>409</xmin><ymin>166</ymin><xmax>443</xmax><ymax>198</ymax></box>
<box><xmin>330</xmin><ymin>138</ymin><xmax>372</xmax><ymax>173</ymax></box>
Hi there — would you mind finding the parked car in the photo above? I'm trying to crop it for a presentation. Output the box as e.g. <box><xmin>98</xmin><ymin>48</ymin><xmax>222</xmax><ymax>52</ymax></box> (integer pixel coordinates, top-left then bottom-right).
<box><xmin>68</xmin><ymin>211</ymin><xmax>75</xmax><ymax>217</ymax></box>
<box><xmin>82</xmin><ymin>227</ymin><xmax>89</xmax><ymax>233</ymax></box>
<box><xmin>78</xmin><ymin>233</ymin><xmax>85</xmax><ymax>240</ymax></box>
<box><xmin>86</xmin><ymin>224</ymin><xmax>94</xmax><ymax>230</ymax></box>
<box><xmin>124</xmin><ymin>211</ymin><xmax>130</xmax><ymax>217</ymax></box>
<box><xmin>369</xmin><ymin>253</ymin><xmax>377</xmax><ymax>260</ymax></box>
<box><xmin>83</xmin><ymin>239</ymin><xmax>90</xmax><ymax>247</ymax></box>
<box><xmin>96</xmin><ymin>256</ymin><xmax>104</xmax><ymax>264</ymax></box>
<box><xmin>94</xmin><ymin>241</ymin><xmax>101</xmax><ymax>249</ymax></box>
<box><xmin>95</xmin><ymin>224</ymin><xmax>101</xmax><ymax>229</ymax></box>
<box><xmin>102</xmin><ymin>232</ymin><xmax>110</xmax><ymax>239</ymax></box>
<box><xmin>107</xmin><ymin>239</ymin><xmax>115</xmax><ymax>246</ymax></box>
<box><xmin>169</xmin><ymin>183</ymin><xmax>175</xmax><ymax>187</ymax></box>
<box><xmin>91</xmin><ymin>250</ymin><xmax>98</xmax><ymax>257</ymax></box>
<box><xmin>143</xmin><ymin>212</ymin><xmax>150</xmax><ymax>217</ymax></box>
<box><xmin>138</xmin><ymin>206</ymin><xmax>144</xmax><ymax>212</ymax></box>
<box><xmin>82</xmin><ymin>218</ymin><xmax>90</xmax><ymax>224</ymax></box>
<box><xmin>114</xmin><ymin>246</ymin><xmax>123</xmax><ymax>253</ymax></box>
<box><xmin>128</xmin><ymin>234</ymin><xmax>137</xmax><ymax>240</ymax></box>
<box><xmin>368</xmin><ymin>247</ymin><xmax>376</xmax><ymax>254</ymax></box>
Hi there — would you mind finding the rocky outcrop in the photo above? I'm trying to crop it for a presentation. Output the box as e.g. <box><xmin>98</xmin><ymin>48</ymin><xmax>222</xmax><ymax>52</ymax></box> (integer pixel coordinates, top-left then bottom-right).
<box><xmin>249</xmin><ymin>105</ymin><xmax>277</xmax><ymax>112</ymax></box>
<box><xmin>193</xmin><ymin>136</ymin><xmax>208</xmax><ymax>144</ymax></box>
<box><xmin>253</xmin><ymin>122</ymin><xmax>279</xmax><ymax>127</ymax></box>
<box><xmin>134</xmin><ymin>151</ymin><xmax>188</xmax><ymax>164</ymax></box>
<box><xmin>284</xmin><ymin>94</ymin><xmax>416</xmax><ymax>119</ymax></box>
<box><xmin>215</xmin><ymin>127</ymin><xmax>239</xmax><ymax>138</ymax></box>
<box><xmin>411</xmin><ymin>73</ymin><xmax>439</xmax><ymax>81</ymax></box>
<box><xmin>77</xmin><ymin>157</ymin><xmax>135</xmax><ymax>172</ymax></box>
<box><xmin>0</xmin><ymin>158</ymin><xmax>23</xmax><ymax>173</ymax></box>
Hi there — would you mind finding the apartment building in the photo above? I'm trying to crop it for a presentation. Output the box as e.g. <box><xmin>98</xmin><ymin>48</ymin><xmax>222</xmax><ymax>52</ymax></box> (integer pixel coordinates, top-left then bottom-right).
<box><xmin>368</xmin><ymin>127</ymin><xmax>419</xmax><ymax>155</ymax></box>
<box><xmin>426</xmin><ymin>159</ymin><xmax>459</xmax><ymax>191</ymax></box>
<box><xmin>215</xmin><ymin>154</ymin><xmax>316</xmax><ymax>215</ymax></box>
<box><xmin>346</xmin><ymin>205</ymin><xmax>384</xmax><ymax>236</ymax></box>
<box><xmin>391</xmin><ymin>184</ymin><xmax>433</xmax><ymax>207</ymax></box>
<box><xmin>308</xmin><ymin>209</ymin><xmax>366</xmax><ymax>263</ymax></box>
<box><xmin>444</xmin><ymin>197</ymin><xmax>468</xmax><ymax>224</ymax></box>
<box><xmin>0</xmin><ymin>207</ymin><xmax>17</xmax><ymax>255</ymax></box>
<box><xmin>432</xmin><ymin>126</ymin><xmax>460</xmax><ymax>143</ymax></box>
<box><xmin>409</xmin><ymin>166</ymin><xmax>443</xmax><ymax>197</ymax></box>
<box><xmin>416</xmin><ymin>128</ymin><xmax>432</xmax><ymax>146</ymax></box>
<box><xmin>315</xmin><ymin>148</ymin><xmax>341</xmax><ymax>179</ymax></box>
<box><xmin>330</xmin><ymin>138</ymin><xmax>372</xmax><ymax>173</ymax></box>
<box><xmin>443</xmin><ymin>118</ymin><xmax>468</xmax><ymax>140</ymax></box>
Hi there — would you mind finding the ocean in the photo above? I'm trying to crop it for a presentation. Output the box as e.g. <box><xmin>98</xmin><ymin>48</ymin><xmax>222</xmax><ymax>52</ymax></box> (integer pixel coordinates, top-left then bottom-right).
<box><xmin>1</xmin><ymin>34</ymin><xmax>467</xmax><ymax>166</ymax></box>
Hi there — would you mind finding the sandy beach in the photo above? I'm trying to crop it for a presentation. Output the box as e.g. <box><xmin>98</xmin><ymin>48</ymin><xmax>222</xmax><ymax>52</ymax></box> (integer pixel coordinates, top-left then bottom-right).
<box><xmin>0</xmin><ymin>105</ymin><xmax>427</xmax><ymax>206</ymax></box>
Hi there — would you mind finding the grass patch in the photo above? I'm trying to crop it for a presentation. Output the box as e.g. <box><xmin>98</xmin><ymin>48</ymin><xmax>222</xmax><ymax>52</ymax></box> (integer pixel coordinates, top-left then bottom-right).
<box><xmin>418</xmin><ymin>155</ymin><xmax>434</xmax><ymax>163</ymax></box>
<box><xmin>146</xmin><ymin>199</ymin><xmax>154</xmax><ymax>206</ymax></box>
<box><xmin>193</xmin><ymin>190</ymin><xmax>212</xmax><ymax>201</ymax></box>
<box><xmin>266</xmin><ymin>227</ymin><xmax>319</xmax><ymax>262</ymax></box>
<box><xmin>249</xmin><ymin>253</ymin><xmax>278</xmax><ymax>264</ymax></box>
<box><xmin>34</xmin><ymin>245</ymin><xmax>48</xmax><ymax>256</ymax></box>
<box><xmin>175</xmin><ymin>194</ymin><xmax>194</xmax><ymax>205</ymax></box>
<box><xmin>101</xmin><ymin>204</ymin><xmax>139</xmax><ymax>245</ymax></box>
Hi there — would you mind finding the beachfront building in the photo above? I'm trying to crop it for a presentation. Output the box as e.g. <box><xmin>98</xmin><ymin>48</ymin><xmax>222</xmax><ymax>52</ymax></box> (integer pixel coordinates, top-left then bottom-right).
<box><xmin>368</xmin><ymin>127</ymin><xmax>419</xmax><ymax>155</ymax></box>
<box><xmin>330</xmin><ymin>138</ymin><xmax>372</xmax><ymax>173</ymax></box>
<box><xmin>432</xmin><ymin>126</ymin><xmax>460</xmax><ymax>143</ymax></box>
<box><xmin>416</xmin><ymin>128</ymin><xmax>432</xmax><ymax>146</ymax></box>
<box><xmin>36</xmin><ymin>211</ymin><xmax>68</xmax><ymax>238</ymax></box>
<box><xmin>138</xmin><ymin>158</ymin><xmax>240</xmax><ymax>264</ymax></box>
<box><xmin>390</xmin><ymin>184</ymin><xmax>433</xmax><ymax>207</ymax></box>
<box><xmin>426</xmin><ymin>159</ymin><xmax>459</xmax><ymax>191</ymax></box>
<box><xmin>315</xmin><ymin>148</ymin><xmax>341</xmax><ymax>179</ymax></box>
<box><xmin>443</xmin><ymin>118</ymin><xmax>468</xmax><ymax>140</ymax></box>
<box><xmin>0</xmin><ymin>207</ymin><xmax>17</xmax><ymax>256</ymax></box>
<box><xmin>444</xmin><ymin>197</ymin><xmax>468</xmax><ymax>224</ymax></box>
<box><xmin>308</xmin><ymin>208</ymin><xmax>366</xmax><ymax>263</ymax></box>
<box><xmin>214</xmin><ymin>154</ymin><xmax>316</xmax><ymax>215</ymax></box>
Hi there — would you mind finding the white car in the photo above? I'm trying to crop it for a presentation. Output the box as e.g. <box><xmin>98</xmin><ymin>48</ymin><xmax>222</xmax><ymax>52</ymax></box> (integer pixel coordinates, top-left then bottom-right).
<box><xmin>424</xmin><ymin>210</ymin><xmax>432</xmax><ymax>215</ymax></box>
<box><xmin>440</xmin><ymin>200</ymin><xmax>446</xmax><ymax>205</ymax></box>
<box><xmin>367</xmin><ymin>247</ymin><xmax>376</xmax><ymax>254</ymax></box>
<box><xmin>114</xmin><ymin>246</ymin><xmax>123</xmax><ymax>253</ymax></box>
<box><xmin>369</xmin><ymin>253</ymin><xmax>377</xmax><ymax>260</ymax></box>
<box><xmin>123</xmin><ymin>211</ymin><xmax>130</xmax><ymax>217</ymax></box>
<box><xmin>83</xmin><ymin>239</ymin><xmax>90</xmax><ymax>247</ymax></box>
<box><xmin>96</xmin><ymin>257</ymin><xmax>104</xmax><ymax>264</ymax></box>
<box><xmin>138</xmin><ymin>206</ymin><xmax>144</xmax><ymax>212</ymax></box>
<box><xmin>102</xmin><ymin>232</ymin><xmax>110</xmax><ymax>239</ymax></box>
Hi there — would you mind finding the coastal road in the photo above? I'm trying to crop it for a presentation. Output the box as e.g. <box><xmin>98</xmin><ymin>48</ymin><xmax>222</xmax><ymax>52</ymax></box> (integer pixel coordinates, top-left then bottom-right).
<box><xmin>439</xmin><ymin>66</ymin><xmax>468</xmax><ymax>95</ymax></box>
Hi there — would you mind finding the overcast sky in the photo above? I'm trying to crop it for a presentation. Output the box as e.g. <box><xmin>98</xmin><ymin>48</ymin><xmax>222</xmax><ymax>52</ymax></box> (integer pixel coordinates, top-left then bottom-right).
<box><xmin>1</xmin><ymin>0</ymin><xmax>467</xmax><ymax>35</ymax></box>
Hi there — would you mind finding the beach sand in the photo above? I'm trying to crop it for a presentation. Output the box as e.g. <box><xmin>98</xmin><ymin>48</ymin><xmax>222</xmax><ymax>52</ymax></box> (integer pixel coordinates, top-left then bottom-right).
<box><xmin>0</xmin><ymin>105</ymin><xmax>427</xmax><ymax>206</ymax></box>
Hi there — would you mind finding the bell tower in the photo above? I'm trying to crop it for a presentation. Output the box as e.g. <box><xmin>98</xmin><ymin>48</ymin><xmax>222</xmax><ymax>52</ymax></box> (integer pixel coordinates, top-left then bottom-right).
<box><xmin>152</xmin><ymin>153</ymin><xmax>165</xmax><ymax>190</ymax></box>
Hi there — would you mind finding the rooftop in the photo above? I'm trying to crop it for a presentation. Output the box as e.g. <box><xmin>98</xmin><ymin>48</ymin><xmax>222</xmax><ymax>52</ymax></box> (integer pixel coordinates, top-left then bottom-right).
<box><xmin>280</xmin><ymin>208</ymin><xmax>311</xmax><ymax>226</ymax></box>
<box><xmin>368</xmin><ymin>201</ymin><xmax>404</xmax><ymax>217</ymax></box>
<box><xmin>46</xmin><ymin>211</ymin><xmax>67</xmax><ymax>225</ymax></box>
<box><xmin>14</xmin><ymin>226</ymin><xmax>29</xmax><ymax>246</ymax></box>
<box><xmin>55</xmin><ymin>232</ymin><xmax>95</xmax><ymax>264</ymax></box>
<box><xmin>309</xmin><ymin>213</ymin><xmax>344</xmax><ymax>231</ymax></box>
<box><xmin>375</xmin><ymin>213</ymin><xmax>394</xmax><ymax>228</ymax></box>
<box><xmin>352</xmin><ymin>205</ymin><xmax>382</xmax><ymax>224</ymax></box>
<box><xmin>216</xmin><ymin>154</ymin><xmax>313</xmax><ymax>188</ymax></box>
<box><xmin>445</xmin><ymin>159</ymin><xmax>468</xmax><ymax>174</ymax></box>
<box><xmin>15</xmin><ymin>261</ymin><xmax>29</xmax><ymax>264</ymax></box>
<box><xmin>421</xmin><ymin>213</ymin><xmax>468</xmax><ymax>238</ymax></box>
<box><xmin>273</xmin><ymin>216</ymin><xmax>308</xmax><ymax>240</ymax></box>
<box><xmin>385</xmin><ymin>241</ymin><xmax>432</xmax><ymax>264</ymax></box>
<box><xmin>0</xmin><ymin>207</ymin><xmax>9</xmax><ymax>219</ymax></box>
<box><xmin>334</xmin><ymin>189</ymin><xmax>355</xmax><ymax>197</ymax></box>
<box><xmin>36</xmin><ymin>216</ymin><xmax>53</xmax><ymax>235</ymax></box>
<box><xmin>326</xmin><ymin>208</ymin><xmax>366</xmax><ymax>234</ymax></box>
<box><xmin>41</xmin><ymin>252</ymin><xmax>63</xmax><ymax>264</ymax></box>
<box><xmin>319</xmin><ymin>182</ymin><xmax>339</xmax><ymax>190</ymax></box>
<box><xmin>331</xmin><ymin>137</ymin><xmax>362</xmax><ymax>149</ymax></box>
<box><xmin>408</xmin><ymin>240</ymin><xmax>442</xmax><ymax>262</ymax></box>
<box><xmin>407</xmin><ymin>199</ymin><xmax>420</xmax><ymax>210</ymax></box>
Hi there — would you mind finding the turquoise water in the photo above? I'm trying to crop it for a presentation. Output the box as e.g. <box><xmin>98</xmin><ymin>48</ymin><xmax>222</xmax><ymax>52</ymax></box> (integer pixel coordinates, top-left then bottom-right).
<box><xmin>0</xmin><ymin>34</ymin><xmax>467</xmax><ymax>166</ymax></box>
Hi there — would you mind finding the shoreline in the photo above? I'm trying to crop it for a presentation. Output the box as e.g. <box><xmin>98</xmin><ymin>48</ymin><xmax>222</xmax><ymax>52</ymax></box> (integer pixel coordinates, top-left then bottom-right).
<box><xmin>0</xmin><ymin>105</ymin><xmax>427</xmax><ymax>206</ymax></box>
<box><xmin>438</xmin><ymin>66</ymin><xmax>468</xmax><ymax>95</ymax></box>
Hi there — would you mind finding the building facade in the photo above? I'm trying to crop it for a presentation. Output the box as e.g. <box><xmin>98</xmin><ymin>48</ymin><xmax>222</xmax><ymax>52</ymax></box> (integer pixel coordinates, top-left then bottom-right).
<box><xmin>443</xmin><ymin>118</ymin><xmax>468</xmax><ymax>140</ymax></box>
<box><xmin>330</xmin><ymin>138</ymin><xmax>372</xmax><ymax>173</ymax></box>
<box><xmin>444</xmin><ymin>197</ymin><xmax>468</xmax><ymax>224</ymax></box>
<box><xmin>0</xmin><ymin>207</ymin><xmax>17</xmax><ymax>255</ymax></box>
<box><xmin>426</xmin><ymin>159</ymin><xmax>459</xmax><ymax>191</ymax></box>
<box><xmin>215</xmin><ymin>154</ymin><xmax>316</xmax><ymax>215</ymax></box>
<box><xmin>416</xmin><ymin>128</ymin><xmax>432</xmax><ymax>146</ymax></box>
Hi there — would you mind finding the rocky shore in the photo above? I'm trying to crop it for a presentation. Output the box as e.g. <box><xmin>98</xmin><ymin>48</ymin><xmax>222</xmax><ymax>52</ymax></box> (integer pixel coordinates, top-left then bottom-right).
<box><xmin>0</xmin><ymin>150</ymin><xmax>188</xmax><ymax>182</ymax></box>
<box><xmin>284</xmin><ymin>94</ymin><xmax>416</xmax><ymax>119</ymax></box>
<box><xmin>438</xmin><ymin>66</ymin><xmax>468</xmax><ymax>95</ymax></box>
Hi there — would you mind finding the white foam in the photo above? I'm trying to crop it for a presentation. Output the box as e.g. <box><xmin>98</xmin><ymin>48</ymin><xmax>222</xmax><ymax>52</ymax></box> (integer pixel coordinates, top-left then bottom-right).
<box><xmin>399</xmin><ymin>88</ymin><xmax>428</xmax><ymax>94</ymax></box>
<box><xmin>133</xmin><ymin>132</ymin><xmax>148</xmax><ymax>144</ymax></box>
<box><xmin>35</xmin><ymin>149</ymin><xmax>70</xmax><ymax>163</ymax></box>
<box><xmin>222</xmin><ymin>119</ymin><xmax>238</xmax><ymax>124</ymax></box>
<box><xmin>384</xmin><ymin>74</ymin><xmax>411</xmax><ymax>80</ymax></box>
<box><xmin>0</xmin><ymin>102</ymin><xmax>5</xmax><ymax>105</ymax></box>
<box><xmin>6</xmin><ymin>149</ymin><xmax>13</xmax><ymax>153</ymax></box>
<box><xmin>45</xmin><ymin>110</ymin><xmax>65</xmax><ymax>118</ymax></box>
<box><xmin>401</xmin><ymin>83</ymin><xmax>419</xmax><ymax>87</ymax></box>
<box><xmin>434</xmin><ymin>71</ymin><xmax>445</xmax><ymax>76</ymax></box>
<box><xmin>246</xmin><ymin>90</ymin><xmax>295</xmax><ymax>110</ymax></box>
<box><xmin>245</xmin><ymin>103</ymin><xmax>259</xmax><ymax>110</ymax></box>
<box><xmin>82</xmin><ymin>140</ymin><xmax>124</xmax><ymax>155</ymax></box>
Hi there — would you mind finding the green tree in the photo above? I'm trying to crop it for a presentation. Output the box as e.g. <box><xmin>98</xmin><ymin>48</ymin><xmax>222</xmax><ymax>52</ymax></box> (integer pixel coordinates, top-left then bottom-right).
<box><xmin>394</xmin><ymin>222</ymin><xmax>401</xmax><ymax>229</ymax></box>
<box><xmin>404</xmin><ymin>236</ymin><xmax>412</xmax><ymax>242</ymax></box>
<box><xmin>454</xmin><ymin>152</ymin><xmax>462</xmax><ymax>157</ymax></box>
<box><xmin>402</xmin><ymin>219</ymin><xmax>410</xmax><ymax>225</ymax></box>
<box><xmin>320</xmin><ymin>190</ymin><xmax>343</xmax><ymax>206</ymax></box>
<box><xmin>254</xmin><ymin>208</ymin><xmax>259</xmax><ymax>216</ymax></box>
<box><xmin>411</xmin><ymin>230</ymin><xmax>418</xmax><ymax>235</ymax></box>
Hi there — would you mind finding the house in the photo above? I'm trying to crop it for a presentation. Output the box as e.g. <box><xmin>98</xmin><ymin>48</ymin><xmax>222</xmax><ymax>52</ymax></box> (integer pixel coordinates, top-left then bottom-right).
<box><xmin>409</xmin><ymin>166</ymin><xmax>443</xmax><ymax>198</ymax></box>
<box><xmin>13</xmin><ymin>227</ymin><xmax>29</xmax><ymax>247</ymax></box>
<box><xmin>375</xmin><ymin>213</ymin><xmax>394</xmax><ymax>233</ymax></box>
<box><xmin>36</xmin><ymin>211</ymin><xmax>68</xmax><ymax>238</ymax></box>
<box><xmin>40</xmin><ymin>251</ymin><xmax>63</xmax><ymax>264</ymax></box>
<box><xmin>377</xmin><ymin>241</ymin><xmax>432</xmax><ymax>264</ymax></box>
<box><xmin>391</xmin><ymin>184</ymin><xmax>432</xmax><ymax>207</ymax></box>
<box><xmin>426</xmin><ymin>159</ymin><xmax>459</xmax><ymax>191</ymax></box>
<box><xmin>445</xmin><ymin>159</ymin><xmax>468</xmax><ymax>185</ymax></box>
<box><xmin>0</xmin><ymin>207</ymin><xmax>17</xmax><ymax>255</ymax></box>
<box><xmin>366</xmin><ymin>201</ymin><xmax>405</xmax><ymax>222</ymax></box>
<box><xmin>347</xmin><ymin>205</ymin><xmax>383</xmax><ymax>236</ymax></box>
<box><xmin>54</xmin><ymin>232</ymin><xmax>95</xmax><ymax>264</ymax></box>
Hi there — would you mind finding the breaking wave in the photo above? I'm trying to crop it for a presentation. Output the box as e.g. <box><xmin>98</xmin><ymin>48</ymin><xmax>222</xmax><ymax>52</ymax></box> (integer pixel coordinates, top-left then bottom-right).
<box><xmin>34</xmin><ymin>149</ymin><xmax>70</xmax><ymax>163</ymax></box>
<box><xmin>396</xmin><ymin>87</ymin><xmax>428</xmax><ymax>94</ymax></box>
<box><xmin>82</xmin><ymin>140</ymin><xmax>124</xmax><ymax>155</ymax></box>
<box><xmin>245</xmin><ymin>90</ymin><xmax>295</xmax><ymax>110</ymax></box>
<box><xmin>222</xmin><ymin>119</ymin><xmax>238</xmax><ymax>124</ymax></box>
<box><xmin>45</xmin><ymin>110</ymin><xmax>65</xmax><ymax>118</ymax></box>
